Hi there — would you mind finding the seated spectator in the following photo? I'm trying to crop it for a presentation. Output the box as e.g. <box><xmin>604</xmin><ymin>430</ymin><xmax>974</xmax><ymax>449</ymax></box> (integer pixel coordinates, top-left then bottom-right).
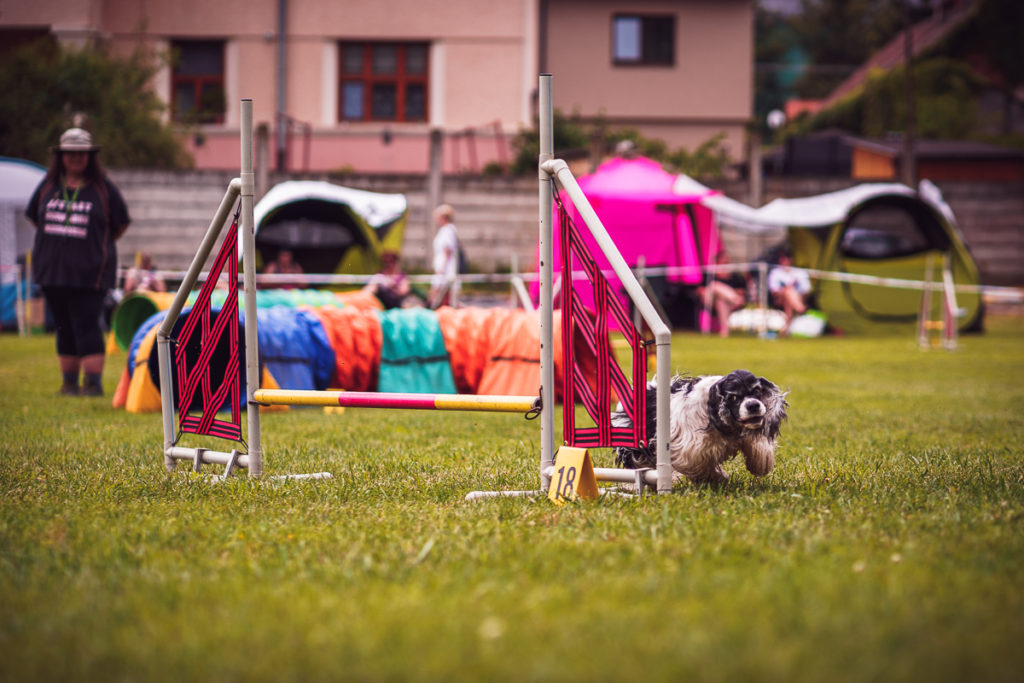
<box><xmin>768</xmin><ymin>248</ymin><xmax>811</xmax><ymax>335</ymax></box>
<box><xmin>123</xmin><ymin>253</ymin><xmax>166</xmax><ymax>295</ymax></box>
<box><xmin>364</xmin><ymin>251</ymin><xmax>418</xmax><ymax>309</ymax></box>
<box><xmin>699</xmin><ymin>251</ymin><xmax>748</xmax><ymax>338</ymax></box>
<box><xmin>263</xmin><ymin>249</ymin><xmax>304</xmax><ymax>289</ymax></box>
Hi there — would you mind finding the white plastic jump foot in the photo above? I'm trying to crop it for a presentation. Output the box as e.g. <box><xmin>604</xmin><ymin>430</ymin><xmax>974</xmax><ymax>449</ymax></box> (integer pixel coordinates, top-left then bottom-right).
<box><xmin>268</xmin><ymin>472</ymin><xmax>334</xmax><ymax>482</ymax></box>
<box><xmin>207</xmin><ymin>471</ymin><xmax>334</xmax><ymax>484</ymax></box>
<box><xmin>464</xmin><ymin>489</ymin><xmax>545</xmax><ymax>501</ymax></box>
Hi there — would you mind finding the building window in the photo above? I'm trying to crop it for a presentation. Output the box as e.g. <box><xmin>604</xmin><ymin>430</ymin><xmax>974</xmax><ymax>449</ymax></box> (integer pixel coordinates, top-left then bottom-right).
<box><xmin>171</xmin><ymin>40</ymin><xmax>225</xmax><ymax>124</ymax></box>
<box><xmin>339</xmin><ymin>42</ymin><xmax>428</xmax><ymax>122</ymax></box>
<box><xmin>612</xmin><ymin>15</ymin><xmax>675</xmax><ymax>66</ymax></box>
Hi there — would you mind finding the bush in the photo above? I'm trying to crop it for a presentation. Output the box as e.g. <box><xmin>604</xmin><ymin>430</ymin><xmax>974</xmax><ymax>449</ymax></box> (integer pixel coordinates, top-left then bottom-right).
<box><xmin>508</xmin><ymin>109</ymin><xmax>593</xmax><ymax>175</ymax></box>
<box><xmin>789</xmin><ymin>58</ymin><xmax>986</xmax><ymax>141</ymax></box>
<box><xmin>0</xmin><ymin>40</ymin><xmax>192</xmax><ymax>168</ymax></box>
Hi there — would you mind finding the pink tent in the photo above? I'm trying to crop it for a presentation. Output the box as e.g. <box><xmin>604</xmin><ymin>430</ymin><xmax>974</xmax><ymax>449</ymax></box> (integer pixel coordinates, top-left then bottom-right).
<box><xmin>539</xmin><ymin>156</ymin><xmax>721</xmax><ymax>327</ymax></box>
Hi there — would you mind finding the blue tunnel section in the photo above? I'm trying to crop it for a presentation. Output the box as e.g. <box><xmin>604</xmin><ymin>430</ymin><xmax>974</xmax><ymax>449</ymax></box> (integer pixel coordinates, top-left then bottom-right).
<box><xmin>135</xmin><ymin>305</ymin><xmax>337</xmax><ymax>413</ymax></box>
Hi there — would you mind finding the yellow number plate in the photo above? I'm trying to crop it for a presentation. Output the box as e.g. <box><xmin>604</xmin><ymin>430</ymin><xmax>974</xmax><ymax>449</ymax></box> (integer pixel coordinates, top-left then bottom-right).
<box><xmin>547</xmin><ymin>446</ymin><xmax>599</xmax><ymax>503</ymax></box>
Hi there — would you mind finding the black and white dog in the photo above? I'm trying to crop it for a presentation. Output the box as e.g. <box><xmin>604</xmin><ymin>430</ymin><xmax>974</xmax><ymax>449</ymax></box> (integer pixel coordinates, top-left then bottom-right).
<box><xmin>612</xmin><ymin>370</ymin><xmax>788</xmax><ymax>485</ymax></box>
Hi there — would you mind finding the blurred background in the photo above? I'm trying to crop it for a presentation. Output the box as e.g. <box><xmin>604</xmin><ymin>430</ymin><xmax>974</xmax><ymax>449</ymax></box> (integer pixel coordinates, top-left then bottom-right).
<box><xmin>1</xmin><ymin>0</ymin><xmax>1021</xmax><ymax>283</ymax></box>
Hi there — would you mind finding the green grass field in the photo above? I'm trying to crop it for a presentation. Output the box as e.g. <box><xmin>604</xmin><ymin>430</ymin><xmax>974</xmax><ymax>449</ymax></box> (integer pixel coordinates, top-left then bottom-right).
<box><xmin>2</xmin><ymin>317</ymin><xmax>1022</xmax><ymax>682</ymax></box>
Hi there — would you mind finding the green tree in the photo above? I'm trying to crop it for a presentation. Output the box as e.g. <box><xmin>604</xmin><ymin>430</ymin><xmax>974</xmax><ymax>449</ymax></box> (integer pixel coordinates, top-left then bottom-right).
<box><xmin>792</xmin><ymin>58</ymin><xmax>984</xmax><ymax>139</ymax></box>
<box><xmin>942</xmin><ymin>0</ymin><xmax>1024</xmax><ymax>135</ymax></box>
<box><xmin>666</xmin><ymin>133</ymin><xmax>731</xmax><ymax>178</ymax></box>
<box><xmin>868</xmin><ymin>59</ymin><xmax>982</xmax><ymax>138</ymax></box>
<box><xmin>788</xmin><ymin>0</ymin><xmax>926</xmax><ymax>98</ymax></box>
<box><xmin>509</xmin><ymin>109</ymin><xmax>593</xmax><ymax>174</ymax></box>
<box><xmin>0</xmin><ymin>40</ymin><xmax>191</xmax><ymax>168</ymax></box>
<box><xmin>754</xmin><ymin>4</ymin><xmax>802</xmax><ymax>138</ymax></box>
<box><xmin>788</xmin><ymin>0</ymin><xmax>1024</xmax><ymax>144</ymax></box>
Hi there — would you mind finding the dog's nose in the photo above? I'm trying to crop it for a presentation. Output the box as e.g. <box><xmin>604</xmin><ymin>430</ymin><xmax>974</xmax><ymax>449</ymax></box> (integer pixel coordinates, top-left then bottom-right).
<box><xmin>741</xmin><ymin>399</ymin><xmax>766</xmax><ymax>419</ymax></box>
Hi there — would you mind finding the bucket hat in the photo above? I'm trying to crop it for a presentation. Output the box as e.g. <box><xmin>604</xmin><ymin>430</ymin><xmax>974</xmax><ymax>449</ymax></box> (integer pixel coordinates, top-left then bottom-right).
<box><xmin>54</xmin><ymin>128</ymin><xmax>100</xmax><ymax>152</ymax></box>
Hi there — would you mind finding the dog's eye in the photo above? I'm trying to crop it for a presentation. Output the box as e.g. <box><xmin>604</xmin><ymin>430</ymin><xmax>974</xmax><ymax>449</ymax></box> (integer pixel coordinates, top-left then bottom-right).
<box><xmin>729</xmin><ymin>395</ymin><xmax>738</xmax><ymax>402</ymax></box>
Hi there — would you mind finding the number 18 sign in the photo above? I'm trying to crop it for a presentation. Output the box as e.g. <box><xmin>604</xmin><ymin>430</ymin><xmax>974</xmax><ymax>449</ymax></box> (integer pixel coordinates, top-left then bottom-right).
<box><xmin>547</xmin><ymin>446</ymin><xmax>599</xmax><ymax>504</ymax></box>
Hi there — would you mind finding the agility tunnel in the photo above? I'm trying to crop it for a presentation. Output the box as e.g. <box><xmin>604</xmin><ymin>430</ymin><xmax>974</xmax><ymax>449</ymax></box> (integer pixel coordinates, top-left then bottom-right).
<box><xmin>110</xmin><ymin>288</ymin><xmax>379</xmax><ymax>351</ymax></box>
<box><xmin>116</xmin><ymin>304</ymin><xmax>338</xmax><ymax>413</ymax></box>
<box><xmin>111</xmin><ymin>292</ymin><xmax>176</xmax><ymax>351</ymax></box>
<box><xmin>114</xmin><ymin>301</ymin><xmax>601</xmax><ymax>413</ymax></box>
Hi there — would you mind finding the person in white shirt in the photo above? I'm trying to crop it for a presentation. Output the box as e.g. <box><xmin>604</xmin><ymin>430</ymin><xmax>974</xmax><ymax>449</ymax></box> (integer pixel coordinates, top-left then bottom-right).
<box><xmin>429</xmin><ymin>204</ymin><xmax>460</xmax><ymax>306</ymax></box>
<box><xmin>767</xmin><ymin>249</ymin><xmax>810</xmax><ymax>335</ymax></box>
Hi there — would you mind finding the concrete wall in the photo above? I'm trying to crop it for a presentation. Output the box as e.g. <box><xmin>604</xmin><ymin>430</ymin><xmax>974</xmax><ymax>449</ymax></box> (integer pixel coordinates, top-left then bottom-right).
<box><xmin>109</xmin><ymin>168</ymin><xmax>1024</xmax><ymax>287</ymax></box>
<box><xmin>109</xmin><ymin>169</ymin><xmax>540</xmax><ymax>276</ymax></box>
<box><xmin>933</xmin><ymin>181</ymin><xmax>1024</xmax><ymax>287</ymax></box>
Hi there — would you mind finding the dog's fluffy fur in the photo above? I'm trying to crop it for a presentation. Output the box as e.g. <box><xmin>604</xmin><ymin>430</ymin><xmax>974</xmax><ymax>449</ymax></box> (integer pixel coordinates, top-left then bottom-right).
<box><xmin>612</xmin><ymin>369</ymin><xmax>787</xmax><ymax>485</ymax></box>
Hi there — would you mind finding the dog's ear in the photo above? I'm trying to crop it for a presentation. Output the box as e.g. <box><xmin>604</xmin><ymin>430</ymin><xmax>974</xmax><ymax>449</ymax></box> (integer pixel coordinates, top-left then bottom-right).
<box><xmin>706</xmin><ymin>377</ymin><xmax>733</xmax><ymax>435</ymax></box>
<box><xmin>759</xmin><ymin>377</ymin><xmax>788</xmax><ymax>439</ymax></box>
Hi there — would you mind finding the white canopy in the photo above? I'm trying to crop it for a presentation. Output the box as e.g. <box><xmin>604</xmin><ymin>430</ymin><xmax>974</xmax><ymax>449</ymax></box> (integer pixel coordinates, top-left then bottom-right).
<box><xmin>673</xmin><ymin>174</ymin><xmax>938</xmax><ymax>232</ymax></box>
<box><xmin>254</xmin><ymin>180</ymin><xmax>407</xmax><ymax>230</ymax></box>
<box><xmin>0</xmin><ymin>157</ymin><xmax>46</xmax><ymax>279</ymax></box>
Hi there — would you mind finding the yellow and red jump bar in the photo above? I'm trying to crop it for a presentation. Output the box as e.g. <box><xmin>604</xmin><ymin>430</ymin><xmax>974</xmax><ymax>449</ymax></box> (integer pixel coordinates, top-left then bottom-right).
<box><xmin>253</xmin><ymin>389</ymin><xmax>539</xmax><ymax>414</ymax></box>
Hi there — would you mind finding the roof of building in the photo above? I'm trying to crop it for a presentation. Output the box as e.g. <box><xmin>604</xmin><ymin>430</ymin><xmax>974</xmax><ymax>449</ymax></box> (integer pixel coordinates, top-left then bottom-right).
<box><xmin>822</xmin><ymin>0</ymin><xmax>978</xmax><ymax>109</ymax></box>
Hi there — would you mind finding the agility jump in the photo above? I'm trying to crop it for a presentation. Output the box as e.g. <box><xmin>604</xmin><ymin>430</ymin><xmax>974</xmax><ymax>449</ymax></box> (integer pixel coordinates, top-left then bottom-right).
<box><xmin>157</xmin><ymin>76</ymin><xmax>674</xmax><ymax>493</ymax></box>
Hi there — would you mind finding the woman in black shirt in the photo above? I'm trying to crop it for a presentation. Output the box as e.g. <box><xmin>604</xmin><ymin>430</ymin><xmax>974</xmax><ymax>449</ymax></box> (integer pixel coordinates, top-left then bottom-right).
<box><xmin>25</xmin><ymin>128</ymin><xmax>130</xmax><ymax>396</ymax></box>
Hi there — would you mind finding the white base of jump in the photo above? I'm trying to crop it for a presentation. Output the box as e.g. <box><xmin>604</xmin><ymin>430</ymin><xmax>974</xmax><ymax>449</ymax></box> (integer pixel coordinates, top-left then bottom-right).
<box><xmin>464</xmin><ymin>487</ymin><xmax>644</xmax><ymax>501</ymax></box>
<box><xmin>589</xmin><ymin>467</ymin><xmax>659</xmax><ymax>487</ymax></box>
<box><xmin>209</xmin><ymin>471</ymin><xmax>334</xmax><ymax>484</ymax></box>
<box><xmin>465</xmin><ymin>466</ymin><xmax>659</xmax><ymax>500</ymax></box>
<box><xmin>166</xmin><ymin>445</ymin><xmax>332</xmax><ymax>482</ymax></box>
<box><xmin>465</xmin><ymin>489</ymin><xmax>545</xmax><ymax>500</ymax></box>
<box><xmin>269</xmin><ymin>472</ymin><xmax>334</xmax><ymax>481</ymax></box>
<box><xmin>165</xmin><ymin>445</ymin><xmax>248</xmax><ymax>474</ymax></box>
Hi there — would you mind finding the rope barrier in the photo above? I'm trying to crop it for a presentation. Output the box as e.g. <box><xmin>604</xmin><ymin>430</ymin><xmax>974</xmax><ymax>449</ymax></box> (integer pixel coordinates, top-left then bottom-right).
<box><xmin>122</xmin><ymin>264</ymin><xmax>1022</xmax><ymax>299</ymax></box>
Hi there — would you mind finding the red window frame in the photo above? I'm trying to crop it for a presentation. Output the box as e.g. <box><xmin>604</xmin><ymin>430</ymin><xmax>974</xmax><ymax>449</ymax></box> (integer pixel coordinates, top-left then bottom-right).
<box><xmin>338</xmin><ymin>42</ymin><xmax>429</xmax><ymax>123</ymax></box>
<box><xmin>171</xmin><ymin>40</ymin><xmax>226</xmax><ymax>124</ymax></box>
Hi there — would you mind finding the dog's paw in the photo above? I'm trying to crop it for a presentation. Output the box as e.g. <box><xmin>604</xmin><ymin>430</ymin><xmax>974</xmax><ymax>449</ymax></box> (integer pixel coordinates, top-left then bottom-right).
<box><xmin>687</xmin><ymin>465</ymin><xmax>729</xmax><ymax>486</ymax></box>
<box><xmin>709</xmin><ymin>465</ymin><xmax>730</xmax><ymax>484</ymax></box>
<box><xmin>742</xmin><ymin>439</ymin><xmax>776</xmax><ymax>477</ymax></box>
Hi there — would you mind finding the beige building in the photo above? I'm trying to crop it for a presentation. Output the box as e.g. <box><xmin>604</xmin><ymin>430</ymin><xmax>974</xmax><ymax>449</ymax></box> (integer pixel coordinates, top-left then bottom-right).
<box><xmin>2</xmin><ymin>0</ymin><xmax>752</xmax><ymax>173</ymax></box>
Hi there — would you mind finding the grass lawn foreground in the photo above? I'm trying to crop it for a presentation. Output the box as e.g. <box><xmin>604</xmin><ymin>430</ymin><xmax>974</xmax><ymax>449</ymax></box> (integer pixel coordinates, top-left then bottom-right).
<box><xmin>1</xmin><ymin>316</ymin><xmax>1022</xmax><ymax>682</ymax></box>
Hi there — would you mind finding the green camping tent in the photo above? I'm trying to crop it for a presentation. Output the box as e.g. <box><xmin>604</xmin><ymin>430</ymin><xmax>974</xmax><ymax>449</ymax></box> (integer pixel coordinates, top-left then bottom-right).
<box><xmin>676</xmin><ymin>177</ymin><xmax>983</xmax><ymax>334</ymax></box>
<box><xmin>247</xmin><ymin>180</ymin><xmax>408</xmax><ymax>275</ymax></box>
